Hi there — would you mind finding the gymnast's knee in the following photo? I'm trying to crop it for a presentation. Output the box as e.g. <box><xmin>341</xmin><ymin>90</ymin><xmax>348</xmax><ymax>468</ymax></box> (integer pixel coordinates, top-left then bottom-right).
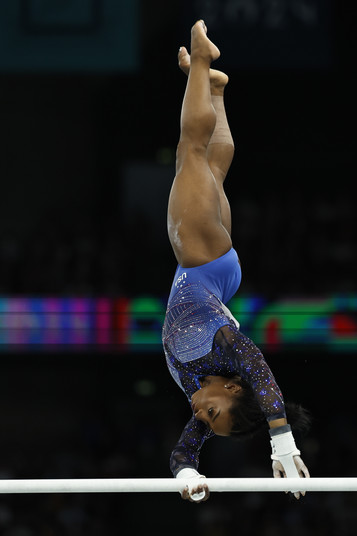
<box><xmin>176</xmin><ymin>140</ymin><xmax>208</xmax><ymax>169</ymax></box>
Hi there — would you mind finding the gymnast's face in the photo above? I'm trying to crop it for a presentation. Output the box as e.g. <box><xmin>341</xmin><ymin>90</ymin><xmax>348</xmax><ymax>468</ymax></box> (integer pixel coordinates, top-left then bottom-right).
<box><xmin>191</xmin><ymin>376</ymin><xmax>241</xmax><ymax>436</ymax></box>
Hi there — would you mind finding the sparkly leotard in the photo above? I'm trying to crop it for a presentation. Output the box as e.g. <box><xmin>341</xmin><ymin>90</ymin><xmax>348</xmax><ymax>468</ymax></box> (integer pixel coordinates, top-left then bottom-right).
<box><xmin>162</xmin><ymin>248</ymin><xmax>286</xmax><ymax>476</ymax></box>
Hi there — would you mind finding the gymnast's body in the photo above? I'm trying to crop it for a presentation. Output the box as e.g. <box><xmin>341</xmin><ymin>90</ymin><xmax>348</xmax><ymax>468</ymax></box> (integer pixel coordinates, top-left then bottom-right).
<box><xmin>162</xmin><ymin>20</ymin><xmax>310</xmax><ymax>502</ymax></box>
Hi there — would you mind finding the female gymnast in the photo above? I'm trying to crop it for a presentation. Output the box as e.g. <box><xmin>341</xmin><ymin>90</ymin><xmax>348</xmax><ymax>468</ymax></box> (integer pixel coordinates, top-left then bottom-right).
<box><xmin>162</xmin><ymin>21</ymin><xmax>310</xmax><ymax>503</ymax></box>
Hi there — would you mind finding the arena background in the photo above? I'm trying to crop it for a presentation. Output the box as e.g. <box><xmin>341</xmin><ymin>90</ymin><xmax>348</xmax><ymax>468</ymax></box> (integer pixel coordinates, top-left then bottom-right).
<box><xmin>0</xmin><ymin>1</ymin><xmax>356</xmax><ymax>534</ymax></box>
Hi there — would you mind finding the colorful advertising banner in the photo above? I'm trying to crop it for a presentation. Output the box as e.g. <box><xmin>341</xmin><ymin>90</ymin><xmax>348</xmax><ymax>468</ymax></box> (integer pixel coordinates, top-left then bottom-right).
<box><xmin>0</xmin><ymin>295</ymin><xmax>356</xmax><ymax>353</ymax></box>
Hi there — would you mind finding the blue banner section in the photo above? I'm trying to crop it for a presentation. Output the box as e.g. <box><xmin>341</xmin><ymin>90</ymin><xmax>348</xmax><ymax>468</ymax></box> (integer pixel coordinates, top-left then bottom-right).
<box><xmin>0</xmin><ymin>294</ymin><xmax>356</xmax><ymax>353</ymax></box>
<box><xmin>0</xmin><ymin>0</ymin><xmax>139</xmax><ymax>72</ymax></box>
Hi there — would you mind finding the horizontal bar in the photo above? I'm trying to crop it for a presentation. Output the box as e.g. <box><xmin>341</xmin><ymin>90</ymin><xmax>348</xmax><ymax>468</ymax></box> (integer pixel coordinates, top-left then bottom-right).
<box><xmin>0</xmin><ymin>478</ymin><xmax>357</xmax><ymax>494</ymax></box>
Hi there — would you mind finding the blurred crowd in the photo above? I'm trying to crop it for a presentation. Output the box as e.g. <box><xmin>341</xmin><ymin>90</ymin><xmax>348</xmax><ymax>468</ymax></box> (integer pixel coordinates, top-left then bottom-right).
<box><xmin>0</xmin><ymin>190</ymin><xmax>355</xmax><ymax>298</ymax></box>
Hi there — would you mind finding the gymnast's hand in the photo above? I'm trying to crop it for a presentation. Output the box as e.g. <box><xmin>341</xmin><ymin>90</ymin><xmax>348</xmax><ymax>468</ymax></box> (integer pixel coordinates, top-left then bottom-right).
<box><xmin>176</xmin><ymin>468</ymin><xmax>210</xmax><ymax>503</ymax></box>
<box><xmin>272</xmin><ymin>456</ymin><xmax>310</xmax><ymax>499</ymax></box>
<box><xmin>181</xmin><ymin>481</ymin><xmax>210</xmax><ymax>503</ymax></box>
<box><xmin>270</xmin><ymin>425</ymin><xmax>310</xmax><ymax>500</ymax></box>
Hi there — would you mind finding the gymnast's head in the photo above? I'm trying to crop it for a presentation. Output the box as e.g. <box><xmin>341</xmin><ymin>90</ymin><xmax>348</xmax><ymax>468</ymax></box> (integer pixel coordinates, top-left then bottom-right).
<box><xmin>191</xmin><ymin>375</ymin><xmax>247</xmax><ymax>436</ymax></box>
<box><xmin>191</xmin><ymin>375</ymin><xmax>310</xmax><ymax>438</ymax></box>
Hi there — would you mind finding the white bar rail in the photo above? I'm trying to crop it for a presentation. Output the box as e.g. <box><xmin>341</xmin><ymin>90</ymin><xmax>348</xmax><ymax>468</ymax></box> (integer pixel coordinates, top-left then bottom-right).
<box><xmin>0</xmin><ymin>478</ymin><xmax>356</xmax><ymax>494</ymax></box>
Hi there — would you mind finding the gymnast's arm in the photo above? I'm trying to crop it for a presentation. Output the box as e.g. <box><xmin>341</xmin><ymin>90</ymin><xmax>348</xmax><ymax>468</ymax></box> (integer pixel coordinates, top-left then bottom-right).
<box><xmin>224</xmin><ymin>327</ymin><xmax>310</xmax><ymax>497</ymax></box>
<box><xmin>170</xmin><ymin>415</ymin><xmax>213</xmax><ymax>502</ymax></box>
<box><xmin>170</xmin><ymin>415</ymin><xmax>213</xmax><ymax>475</ymax></box>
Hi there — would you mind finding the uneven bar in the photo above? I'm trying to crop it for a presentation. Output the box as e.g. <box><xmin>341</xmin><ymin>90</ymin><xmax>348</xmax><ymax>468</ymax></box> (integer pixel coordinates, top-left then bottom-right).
<box><xmin>0</xmin><ymin>478</ymin><xmax>357</xmax><ymax>494</ymax></box>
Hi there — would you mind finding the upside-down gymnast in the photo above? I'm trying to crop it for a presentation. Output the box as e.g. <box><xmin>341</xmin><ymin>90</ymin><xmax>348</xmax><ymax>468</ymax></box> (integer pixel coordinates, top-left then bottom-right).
<box><xmin>162</xmin><ymin>20</ymin><xmax>310</xmax><ymax>503</ymax></box>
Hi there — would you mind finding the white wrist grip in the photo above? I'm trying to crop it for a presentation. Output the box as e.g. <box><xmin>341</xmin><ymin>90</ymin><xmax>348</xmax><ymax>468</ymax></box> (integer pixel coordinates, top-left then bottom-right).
<box><xmin>271</xmin><ymin>431</ymin><xmax>301</xmax><ymax>490</ymax></box>
<box><xmin>176</xmin><ymin>468</ymin><xmax>206</xmax><ymax>502</ymax></box>
<box><xmin>270</xmin><ymin>431</ymin><xmax>300</xmax><ymax>461</ymax></box>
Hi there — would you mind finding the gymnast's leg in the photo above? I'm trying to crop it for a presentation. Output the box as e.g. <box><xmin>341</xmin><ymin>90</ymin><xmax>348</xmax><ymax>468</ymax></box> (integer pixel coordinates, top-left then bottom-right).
<box><xmin>167</xmin><ymin>20</ymin><xmax>232</xmax><ymax>268</ymax></box>
<box><xmin>178</xmin><ymin>48</ymin><xmax>234</xmax><ymax>236</ymax></box>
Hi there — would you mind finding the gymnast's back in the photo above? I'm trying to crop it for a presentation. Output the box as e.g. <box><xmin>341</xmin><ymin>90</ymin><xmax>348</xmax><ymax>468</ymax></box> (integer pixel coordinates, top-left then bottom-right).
<box><xmin>162</xmin><ymin>248</ymin><xmax>241</xmax><ymax>362</ymax></box>
<box><xmin>162</xmin><ymin>248</ymin><xmax>242</xmax><ymax>391</ymax></box>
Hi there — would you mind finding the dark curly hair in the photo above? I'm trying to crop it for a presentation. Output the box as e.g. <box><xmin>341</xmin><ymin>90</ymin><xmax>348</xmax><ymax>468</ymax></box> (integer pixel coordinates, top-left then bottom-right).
<box><xmin>228</xmin><ymin>377</ymin><xmax>311</xmax><ymax>441</ymax></box>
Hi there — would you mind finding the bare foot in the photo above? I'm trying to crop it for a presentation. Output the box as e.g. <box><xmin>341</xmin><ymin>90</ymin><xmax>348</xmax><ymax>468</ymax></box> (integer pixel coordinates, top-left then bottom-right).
<box><xmin>178</xmin><ymin>46</ymin><xmax>229</xmax><ymax>95</ymax></box>
<box><xmin>190</xmin><ymin>20</ymin><xmax>220</xmax><ymax>64</ymax></box>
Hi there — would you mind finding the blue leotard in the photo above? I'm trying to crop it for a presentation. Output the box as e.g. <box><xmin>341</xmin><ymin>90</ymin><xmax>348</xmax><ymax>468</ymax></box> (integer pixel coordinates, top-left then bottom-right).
<box><xmin>162</xmin><ymin>248</ymin><xmax>286</xmax><ymax>476</ymax></box>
